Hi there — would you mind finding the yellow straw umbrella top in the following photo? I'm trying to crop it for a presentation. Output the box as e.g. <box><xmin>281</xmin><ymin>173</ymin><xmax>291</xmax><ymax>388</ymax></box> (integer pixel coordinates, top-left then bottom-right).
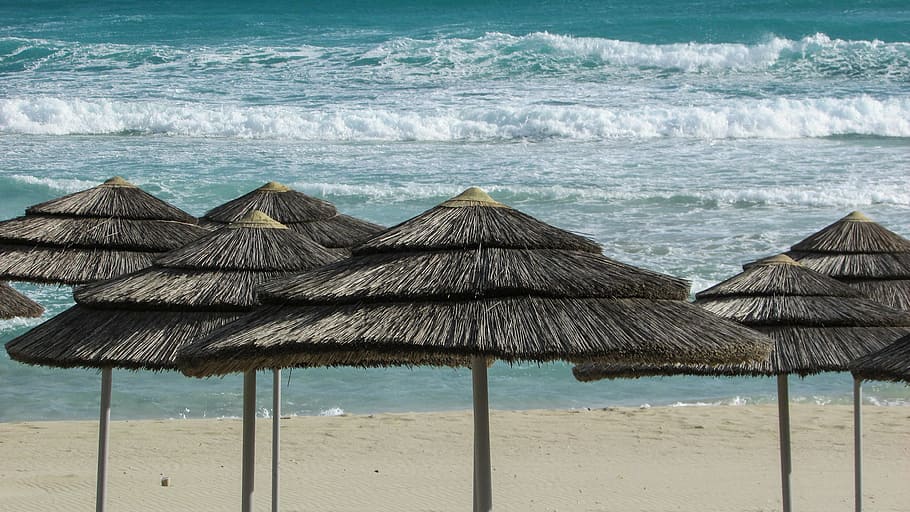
<box><xmin>441</xmin><ymin>187</ymin><xmax>508</xmax><ymax>208</ymax></box>
<box><xmin>228</xmin><ymin>210</ymin><xmax>288</xmax><ymax>230</ymax></box>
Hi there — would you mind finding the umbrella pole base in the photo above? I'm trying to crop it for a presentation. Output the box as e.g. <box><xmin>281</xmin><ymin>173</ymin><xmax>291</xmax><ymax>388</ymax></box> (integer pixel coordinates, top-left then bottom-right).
<box><xmin>242</xmin><ymin>371</ymin><xmax>256</xmax><ymax>512</ymax></box>
<box><xmin>777</xmin><ymin>375</ymin><xmax>792</xmax><ymax>512</ymax></box>
<box><xmin>96</xmin><ymin>368</ymin><xmax>112</xmax><ymax>512</ymax></box>
<box><xmin>472</xmin><ymin>356</ymin><xmax>492</xmax><ymax>512</ymax></box>
<box><xmin>854</xmin><ymin>378</ymin><xmax>863</xmax><ymax>512</ymax></box>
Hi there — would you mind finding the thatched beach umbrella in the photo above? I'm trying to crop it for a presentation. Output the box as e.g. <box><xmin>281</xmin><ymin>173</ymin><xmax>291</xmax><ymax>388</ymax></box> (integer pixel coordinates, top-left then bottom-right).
<box><xmin>5</xmin><ymin>211</ymin><xmax>339</xmax><ymax>512</ymax></box>
<box><xmin>572</xmin><ymin>254</ymin><xmax>910</xmax><ymax>512</ymax></box>
<box><xmin>0</xmin><ymin>282</ymin><xmax>43</xmax><ymax>319</ymax></box>
<box><xmin>786</xmin><ymin>211</ymin><xmax>910</xmax><ymax>310</ymax></box>
<box><xmin>0</xmin><ymin>176</ymin><xmax>207</xmax><ymax>285</ymax></box>
<box><xmin>785</xmin><ymin>211</ymin><xmax>910</xmax><ymax>512</ymax></box>
<box><xmin>200</xmin><ymin>181</ymin><xmax>384</xmax><ymax>251</ymax></box>
<box><xmin>203</xmin><ymin>181</ymin><xmax>384</xmax><ymax>512</ymax></box>
<box><xmin>177</xmin><ymin>187</ymin><xmax>772</xmax><ymax>512</ymax></box>
<box><xmin>848</xmin><ymin>331</ymin><xmax>910</xmax><ymax>511</ymax></box>
<box><xmin>851</xmin><ymin>334</ymin><xmax>910</xmax><ymax>383</ymax></box>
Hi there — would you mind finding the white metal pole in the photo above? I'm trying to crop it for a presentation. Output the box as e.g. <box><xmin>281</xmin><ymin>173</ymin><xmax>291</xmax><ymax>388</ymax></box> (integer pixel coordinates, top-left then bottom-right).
<box><xmin>272</xmin><ymin>368</ymin><xmax>281</xmax><ymax>512</ymax></box>
<box><xmin>242</xmin><ymin>371</ymin><xmax>256</xmax><ymax>512</ymax></box>
<box><xmin>472</xmin><ymin>356</ymin><xmax>492</xmax><ymax>512</ymax></box>
<box><xmin>96</xmin><ymin>367</ymin><xmax>113</xmax><ymax>512</ymax></box>
<box><xmin>777</xmin><ymin>374</ymin><xmax>792</xmax><ymax>512</ymax></box>
<box><xmin>853</xmin><ymin>377</ymin><xmax>863</xmax><ymax>512</ymax></box>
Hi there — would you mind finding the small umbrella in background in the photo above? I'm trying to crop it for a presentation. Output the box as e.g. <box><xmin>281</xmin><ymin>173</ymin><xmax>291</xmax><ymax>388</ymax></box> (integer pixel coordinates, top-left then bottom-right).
<box><xmin>200</xmin><ymin>181</ymin><xmax>384</xmax><ymax>252</ymax></box>
<box><xmin>572</xmin><ymin>254</ymin><xmax>910</xmax><ymax>512</ymax></box>
<box><xmin>0</xmin><ymin>176</ymin><xmax>207</xmax><ymax>284</ymax></box>
<box><xmin>201</xmin><ymin>181</ymin><xmax>384</xmax><ymax>512</ymax></box>
<box><xmin>177</xmin><ymin>187</ymin><xmax>772</xmax><ymax>512</ymax></box>
<box><xmin>0</xmin><ymin>281</ymin><xmax>43</xmax><ymax>319</ymax></box>
<box><xmin>851</xmin><ymin>333</ymin><xmax>910</xmax><ymax>383</ymax></box>
<box><xmin>5</xmin><ymin>210</ymin><xmax>339</xmax><ymax>512</ymax></box>
<box><xmin>785</xmin><ymin>211</ymin><xmax>910</xmax><ymax>512</ymax></box>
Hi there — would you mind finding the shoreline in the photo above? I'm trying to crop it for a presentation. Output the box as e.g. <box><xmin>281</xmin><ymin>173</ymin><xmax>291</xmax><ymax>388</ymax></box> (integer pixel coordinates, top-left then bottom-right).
<box><xmin>1</xmin><ymin>404</ymin><xmax>907</xmax><ymax>511</ymax></box>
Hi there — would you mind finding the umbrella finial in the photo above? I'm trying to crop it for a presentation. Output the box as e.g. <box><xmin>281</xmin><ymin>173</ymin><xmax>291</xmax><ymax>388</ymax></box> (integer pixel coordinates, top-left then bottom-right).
<box><xmin>843</xmin><ymin>211</ymin><xmax>872</xmax><ymax>223</ymax></box>
<box><xmin>441</xmin><ymin>187</ymin><xmax>507</xmax><ymax>208</ymax></box>
<box><xmin>101</xmin><ymin>176</ymin><xmax>136</xmax><ymax>188</ymax></box>
<box><xmin>258</xmin><ymin>182</ymin><xmax>291</xmax><ymax>193</ymax></box>
<box><xmin>229</xmin><ymin>210</ymin><xmax>289</xmax><ymax>229</ymax></box>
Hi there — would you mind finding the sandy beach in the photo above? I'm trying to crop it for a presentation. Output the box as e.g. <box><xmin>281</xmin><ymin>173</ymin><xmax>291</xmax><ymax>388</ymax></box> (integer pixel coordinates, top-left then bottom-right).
<box><xmin>0</xmin><ymin>404</ymin><xmax>907</xmax><ymax>511</ymax></box>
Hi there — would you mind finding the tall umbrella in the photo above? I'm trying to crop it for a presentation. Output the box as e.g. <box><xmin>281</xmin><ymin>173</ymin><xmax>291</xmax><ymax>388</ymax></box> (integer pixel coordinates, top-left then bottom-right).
<box><xmin>203</xmin><ymin>182</ymin><xmax>384</xmax><ymax>512</ymax></box>
<box><xmin>201</xmin><ymin>181</ymin><xmax>384</xmax><ymax>251</ymax></box>
<box><xmin>177</xmin><ymin>187</ymin><xmax>772</xmax><ymax>512</ymax></box>
<box><xmin>0</xmin><ymin>176</ymin><xmax>206</xmax><ymax>284</ymax></box>
<box><xmin>0</xmin><ymin>282</ymin><xmax>43</xmax><ymax>319</ymax></box>
<box><xmin>5</xmin><ymin>210</ymin><xmax>340</xmax><ymax>512</ymax></box>
<box><xmin>572</xmin><ymin>254</ymin><xmax>910</xmax><ymax>512</ymax></box>
<box><xmin>786</xmin><ymin>211</ymin><xmax>910</xmax><ymax>512</ymax></box>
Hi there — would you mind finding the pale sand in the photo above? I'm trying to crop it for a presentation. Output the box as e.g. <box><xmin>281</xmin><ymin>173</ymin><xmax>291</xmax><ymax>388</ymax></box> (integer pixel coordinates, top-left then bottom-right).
<box><xmin>0</xmin><ymin>405</ymin><xmax>907</xmax><ymax>512</ymax></box>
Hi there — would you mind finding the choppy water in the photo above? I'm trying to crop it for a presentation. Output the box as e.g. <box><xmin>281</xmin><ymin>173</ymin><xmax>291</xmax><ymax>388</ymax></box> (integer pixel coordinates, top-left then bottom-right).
<box><xmin>1</xmin><ymin>0</ymin><xmax>908</xmax><ymax>421</ymax></box>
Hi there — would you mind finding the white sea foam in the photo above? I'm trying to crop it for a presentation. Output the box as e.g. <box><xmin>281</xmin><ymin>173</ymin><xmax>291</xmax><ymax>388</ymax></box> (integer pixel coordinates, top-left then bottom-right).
<box><xmin>9</xmin><ymin>174</ymin><xmax>98</xmax><ymax>193</ymax></box>
<box><xmin>299</xmin><ymin>181</ymin><xmax>910</xmax><ymax>208</ymax></box>
<box><xmin>3</xmin><ymin>95</ymin><xmax>909</xmax><ymax>140</ymax></box>
<box><xmin>359</xmin><ymin>32</ymin><xmax>910</xmax><ymax>76</ymax></box>
<box><xmin>319</xmin><ymin>407</ymin><xmax>345</xmax><ymax>416</ymax></box>
<box><xmin>4</xmin><ymin>33</ymin><xmax>907</xmax><ymax>77</ymax></box>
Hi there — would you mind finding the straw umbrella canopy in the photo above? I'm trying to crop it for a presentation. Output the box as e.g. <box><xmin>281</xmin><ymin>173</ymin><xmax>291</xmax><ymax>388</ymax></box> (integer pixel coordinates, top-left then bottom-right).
<box><xmin>572</xmin><ymin>254</ymin><xmax>910</xmax><ymax>512</ymax></box>
<box><xmin>850</xmin><ymin>334</ymin><xmax>910</xmax><ymax>383</ymax></box>
<box><xmin>785</xmin><ymin>211</ymin><xmax>910</xmax><ymax>512</ymax></box>
<box><xmin>200</xmin><ymin>181</ymin><xmax>384</xmax><ymax>251</ymax></box>
<box><xmin>177</xmin><ymin>187</ymin><xmax>772</xmax><ymax>512</ymax></box>
<box><xmin>0</xmin><ymin>176</ymin><xmax>207</xmax><ymax>285</ymax></box>
<box><xmin>786</xmin><ymin>211</ymin><xmax>910</xmax><ymax>311</ymax></box>
<box><xmin>0</xmin><ymin>282</ymin><xmax>43</xmax><ymax>319</ymax></box>
<box><xmin>5</xmin><ymin>210</ymin><xmax>340</xmax><ymax>512</ymax></box>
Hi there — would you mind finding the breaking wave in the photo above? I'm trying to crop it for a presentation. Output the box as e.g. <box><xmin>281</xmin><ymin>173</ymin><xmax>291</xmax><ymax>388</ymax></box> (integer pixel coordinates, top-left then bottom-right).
<box><xmin>2</xmin><ymin>95</ymin><xmax>908</xmax><ymax>140</ymax></box>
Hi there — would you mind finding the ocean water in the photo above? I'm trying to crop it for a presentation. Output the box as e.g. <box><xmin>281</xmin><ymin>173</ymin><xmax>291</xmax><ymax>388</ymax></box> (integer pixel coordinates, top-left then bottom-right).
<box><xmin>1</xmin><ymin>0</ymin><xmax>909</xmax><ymax>421</ymax></box>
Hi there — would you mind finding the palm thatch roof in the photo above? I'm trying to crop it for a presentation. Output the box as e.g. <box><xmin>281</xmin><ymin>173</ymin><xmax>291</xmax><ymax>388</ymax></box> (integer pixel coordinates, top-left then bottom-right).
<box><xmin>786</xmin><ymin>211</ymin><xmax>910</xmax><ymax>311</ymax></box>
<box><xmin>850</xmin><ymin>333</ymin><xmax>910</xmax><ymax>383</ymax></box>
<box><xmin>4</xmin><ymin>211</ymin><xmax>342</xmax><ymax>371</ymax></box>
<box><xmin>0</xmin><ymin>177</ymin><xmax>208</xmax><ymax>285</ymax></box>
<box><xmin>200</xmin><ymin>181</ymin><xmax>384</xmax><ymax>249</ymax></box>
<box><xmin>572</xmin><ymin>254</ymin><xmax>910</xmax><ymax>381</ymax></box>
<box><xmin>177</xmin><ymin>187</ymin><xmax>772</xmax><ymax>377</ymax></box>
<box><xmin>0</xmin><ymin>282</ymin><xmax>43</xmax><ymax>319</ymax></box>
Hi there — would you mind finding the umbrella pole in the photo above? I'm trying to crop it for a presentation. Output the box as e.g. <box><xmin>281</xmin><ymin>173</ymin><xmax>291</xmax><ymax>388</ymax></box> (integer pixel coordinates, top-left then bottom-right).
<box><xmin>272</xmin><ymin>368</ymin><xmax>280</xmax><ymax>512</ymax></box>
<box><xmin>777</xmin><ymin>374</ymin><xmax>792</xmax><ymax>512</ymax></box>
<box><xmin>96</xmin><ymin>367</ymin><xmax>112</xmax><ymax>512</ymax></box>
<box><xmin>853</xmin><ymin>377</ymin><xmax>863</xmax><ymax>512</ymax></box>
<box><xmin>242</xmin><ymin>370</ymin><xmax>256</xmax><ymax>512</ymax></box>
<box><xmin>472</xmin><ymin>356</ymin><xmax>492</xmax><ymax>512</ymax></box>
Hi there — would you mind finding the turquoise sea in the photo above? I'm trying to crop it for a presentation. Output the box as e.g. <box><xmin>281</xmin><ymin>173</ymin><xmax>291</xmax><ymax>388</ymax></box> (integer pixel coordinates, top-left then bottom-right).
<box><xmin>1</xmin><ymin>0</ymin><xmax>909</xmax><ymax>421</ymax></box>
